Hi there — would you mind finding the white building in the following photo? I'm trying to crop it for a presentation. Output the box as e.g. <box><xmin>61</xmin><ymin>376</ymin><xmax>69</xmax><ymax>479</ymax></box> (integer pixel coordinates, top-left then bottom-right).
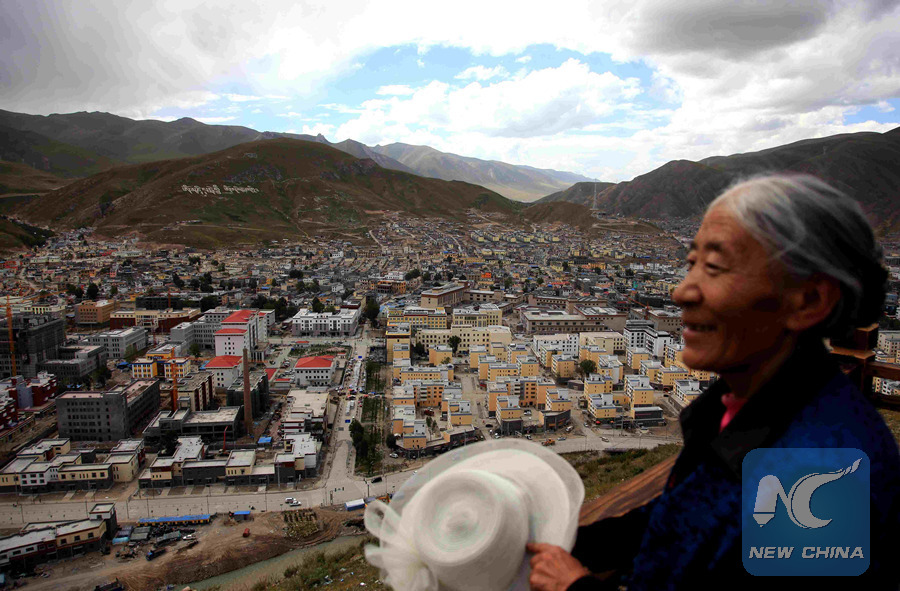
<box><xmin>87</xmin><ymin>327</ymin><xmax>148</xmax><ymax>359</ymax></box>
<box><xmin>292</xmin><ymin>356</ymin><xmax>338</xmax><ymax>387</ymax></box>
<box><xmin>290</xmin><ymin>308</ymin><xmax>360</xmax><ymax>337</ymax></box>
<box><xmin>204</xmin><ymin>355</ymin><xmax>243</xmax><ymax>389</ymax></box>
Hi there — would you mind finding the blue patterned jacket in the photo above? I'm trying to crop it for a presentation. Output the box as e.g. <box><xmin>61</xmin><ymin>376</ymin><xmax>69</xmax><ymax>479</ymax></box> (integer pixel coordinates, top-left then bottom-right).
<box><xmin>570</xmin><ymin>341</ymin><xmax>900</xmax><ymax>590</ymax></box>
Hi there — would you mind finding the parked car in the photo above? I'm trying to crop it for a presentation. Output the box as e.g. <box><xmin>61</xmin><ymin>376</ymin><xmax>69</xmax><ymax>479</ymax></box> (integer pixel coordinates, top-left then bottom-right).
<box><xmin>284</xmin><ymin>497</ymin><xmax>296</xmax><ymax>504</ymax></box>
<box><xmin>289</xmin><ymin>501</ymin><xmax>302</xmax><ymax>507</ymax></box>
<box><xmin>372</xmin><ymin>476</ymin><xmax>383</xmax><ymax>483</ymax></box>
<box><xmin>389</xmin><ymin>453</ymin><xmax>399</xmax><ymax>459</ymax></box>
<box><xmin>600</xmin><ymin>437</ymin><xmax>610</xmax><ymax>443</ymax></box>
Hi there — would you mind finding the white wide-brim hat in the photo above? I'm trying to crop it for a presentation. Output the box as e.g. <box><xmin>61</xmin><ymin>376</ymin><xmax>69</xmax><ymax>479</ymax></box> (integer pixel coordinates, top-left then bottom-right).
<box><xmin>364</xmin><ymin>439</ymin><xmax>584</xmax><ymax>591</ymax></box>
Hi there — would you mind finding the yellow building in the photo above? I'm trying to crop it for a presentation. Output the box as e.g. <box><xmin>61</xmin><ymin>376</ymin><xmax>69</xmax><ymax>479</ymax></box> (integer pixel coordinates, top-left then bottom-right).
<box><xmin>551</xmin><ymin>355</ymin><xmax>576</xmax><ymax>380</ymax></box>
<box><xmin>585</xmin><ymin>394</ymin><xmax>616</xmax><ymax>422</ymax></box>
<box><xmin>386</xmin><ymin>324</ymin><xmax>412</xmax><ymax>363</ymax></box>
<box><xmin>107</xmin><ymin>452</ymin><xmax>140</xmax><ymax>482</ymax></box>
<box><xmin>507</xmin><ymin>344</ymin><xmax>530</xmax><ymax>364</ymax></box>
<box><xmin>429</xmin><ymin>345</ymin><xmax>453</xmax><ymax>366</ymax></box>
<box><xmin>517</xmin><ymin>357</ymin><xmax>540</xmax><ymax>377</ymax></box>
<box><xmin>162</xmin><ymin>358</ymin><xmax>192</xmax><ymax>380</ymax></box>
<box><xmin>386</xmin><ymin>306</ymin><xmax>449</xmax><ymax>330</ymax></box>
<box><xmin>627</xmin><ymin>348</ymin><xmax>651</xmax><ymax>370</ymax></box>
<box><xmin>659</xmin><ymin>366</ymin><xmax>690</xmax><ymax>388</ymax></box>
<box><xmin>584</xmin><ymin>375</ymin><xmax>614</xmax><ymax>395</ymax></box>
<box><xmin>487</xmin><ymin>363</ymin><xmax>519</xmax><ymax>382</ymax></box>
<box><xmin>131</xmin><ymin>358</ymin><xmax>158</xmax><ymax>379</ymax></box>
<box><xmin>545</xmin><ymin>389</ymin><xmax>573</xmax><ymax>413</ymax></box>
<box><xmin>469</xmin><ymin>346</ymin><xmax>488</xmax><ymax>370</ymax></box>
<box><xmin>393</xmin><ymin>343</ymin><xmax>411</xmax><ymax>363</ymax></box>
<box><xmin>451</xmin><ymin>304</ymin><xmax>502</xmax><ymax>328</ymax></box>
<box><xmin>579</xmin><ymin>331</ymin><xmax>625</xmax><ymax>354</ymax></box>
<box><xmin>400</xmin><ymin>365</ymin><xmax>453</xmax><ymax>385</ymax></box>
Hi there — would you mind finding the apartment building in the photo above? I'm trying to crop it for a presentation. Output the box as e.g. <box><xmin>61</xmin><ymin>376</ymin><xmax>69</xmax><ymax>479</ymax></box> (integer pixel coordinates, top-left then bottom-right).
<box><xmin>522</xmin><ymin>310</ymin><xmax>611</xmax><ymax>335</ymax></box>
<box><xmin>531</xmin><ymin>334</ymin><xmax>579</xmax><ymax>367</ymax></box>
<box><xmin>290</xmin><ymin>307</ymin><xmax>360</xmax><ymax>336</ymax></box>
<box><xmin>551</xmin><ymin>354</ymin><xmax>576</xmax><ymax>380</ymax></box>
<box><xmin>386</xmin><ymin>324</ymin><xmax>411</xmax><ymax>363</ymax></box>
<box><xmin>451</xmin><ymin>304</ymin><xmax>502</xmax><ymax>328</ymax></box>
<box><xmin>0</xmin><ymin>314</ymin><xmax>66</xmax><ymax>379</ymax></box>
<box><xmin>0</xmin><ymin>372</ymin><xmax>57</xmax><ymax>409</ymax></box>
<box><xmin>386</xmin><ymin>306</ymin><xmax>448</xmax><ymax>330</ymax></box>
<box><xmin>57</xmin><ymin>380</ymin><xmax>161</xmax><ymax>442</ymax></box>
<box><xmin>420</xmin><ymin>283</ymin><xmax>468</xmax><ymax>309</ymax></box>
<box><xmin>281</xmin><ymin>388</ymin><xmax>328</xmax><ymax>439</ymax></box>
<box><xmin>75</xmin><ymin>300</ymin><xmax>117</xmax><ymax>326</ymax></box>
<box><xmin>416</xmin><ymin>325</ymin><xmax>512</xmax><ymax>355</ymax></box>
<box><xmin>205</xmin><ymin>355</ymin><xmax>243</xmax><ymax>388</ymax></box>
<box><xmin>579</xmin><ymin>331</ymin><xmax>626</xmax><ymax>354</ymax></box>
<box><xmin>88</xmin><ymin>327</ymin><xmax>148</xmax><ymax>359</ymax></box>
<box><xmin>293</xmin><ymin>355</ymin><xmax>337</xmax><ymax>387</ymax></box>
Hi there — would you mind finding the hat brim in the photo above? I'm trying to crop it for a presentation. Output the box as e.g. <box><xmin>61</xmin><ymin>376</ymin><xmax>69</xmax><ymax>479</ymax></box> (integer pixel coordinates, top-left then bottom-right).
<box><xmin>384</xmin><ymin>439</ymin><xmax>584</xmax><ymax>590</ymax></box>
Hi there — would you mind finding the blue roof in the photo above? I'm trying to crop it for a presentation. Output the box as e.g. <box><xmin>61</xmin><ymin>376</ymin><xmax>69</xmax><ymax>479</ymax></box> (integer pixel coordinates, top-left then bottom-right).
<box><xmin>258</xmin><ymin>436</ymin><xmax>272</xmax><ymax>444</ymax></box>
<box><xmin>138</xmin><ymin>514</ymin><xmax>212</xmax><ymax>524</ymax></box>
<box><xmin>233</xmin><ymin>510</ymin><xmax>251</xmax><ymax>515</ymax></box>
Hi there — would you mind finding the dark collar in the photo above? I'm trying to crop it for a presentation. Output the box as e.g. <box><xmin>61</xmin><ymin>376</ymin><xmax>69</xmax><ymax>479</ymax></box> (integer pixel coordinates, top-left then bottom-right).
<box><xmin>675</xmin><ymin>339</ymin><xmax>838</xmax><ymax>482</ymax></box>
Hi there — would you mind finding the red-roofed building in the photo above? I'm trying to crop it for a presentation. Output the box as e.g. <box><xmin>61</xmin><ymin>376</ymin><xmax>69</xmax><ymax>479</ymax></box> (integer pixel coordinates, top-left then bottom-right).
<box><xmin>205</xmin><ymin>355</ymin><xmax>244</xmax><ymax>389</ymax></box>
<box><xmin>293</xmin><ymin>356</ymin><xmax>338</xmax><ymax>387</ymax></box>
<box><xmin>215</xmin><ymin>309</ymin><xmax>269</xmax><ymax>359</ymax></box>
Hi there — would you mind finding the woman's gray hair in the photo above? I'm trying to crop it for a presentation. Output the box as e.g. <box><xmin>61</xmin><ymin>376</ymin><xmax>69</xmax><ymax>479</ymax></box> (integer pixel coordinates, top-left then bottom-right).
<box><xmin>710</xmin><ymin>174</ymin><xmax>887</xmax><ymax>338</ymax></box>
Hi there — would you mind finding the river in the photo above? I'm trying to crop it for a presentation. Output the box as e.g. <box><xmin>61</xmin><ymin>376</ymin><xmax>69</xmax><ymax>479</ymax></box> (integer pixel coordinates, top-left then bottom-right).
<box><xmin>188</xmin><ymin>535</ymin><xmax>365</xmax><ymax>590</ymax></box>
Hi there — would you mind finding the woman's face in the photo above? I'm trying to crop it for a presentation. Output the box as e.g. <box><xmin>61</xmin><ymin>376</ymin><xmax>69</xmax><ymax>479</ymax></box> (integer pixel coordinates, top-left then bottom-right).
<box><xmin>673</xmin><ymin>204</ymin><xmax>793</xmax><ymax>373</ymax></box>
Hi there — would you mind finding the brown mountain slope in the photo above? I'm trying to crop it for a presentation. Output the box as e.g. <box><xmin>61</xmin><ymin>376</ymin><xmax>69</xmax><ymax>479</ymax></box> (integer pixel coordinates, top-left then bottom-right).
<box><xmin>535</xmin><ymin>181</ymin><xmax>617</xmax><ymax>206</ymax></box>
<box><xmin>591</xmin><ymin>128</ymin><xmax>900</xmax><ymax>232</ymax></box>
<box><xmin>13</xmin><ymin>138</ymin><xmax>521</xmax><ymax>248</ymax></box>
<box><xmin>521</xmin><ymin>202</ymin><xmax>597</xmax><ymax>230</ymax></box>
<box><xmin>0</xmin><ymin>161</ymin><xmax>70</xmax><ymax>195</ymax></box>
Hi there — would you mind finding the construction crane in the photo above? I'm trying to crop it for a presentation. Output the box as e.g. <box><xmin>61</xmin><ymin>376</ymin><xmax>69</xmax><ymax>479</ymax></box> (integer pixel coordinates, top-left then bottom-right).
<box><xmin>624</xmin><ymin>293</ymin><xmax>652</xmax><ymax>320</ymax></box>
<box><xmin>168</xmin><ymin>348</ymin><xmax>179</xmax><ymax>412</ymax></box>
<box><xmin>5</xmin><ymin>296</ymin><xmax>15</xmax><ymax>378</ymax></box>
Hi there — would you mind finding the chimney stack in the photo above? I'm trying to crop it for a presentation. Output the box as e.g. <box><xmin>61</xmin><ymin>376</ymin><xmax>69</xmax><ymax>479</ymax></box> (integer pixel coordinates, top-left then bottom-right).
<box><xmin>242</xmin><ymin>348</ymin><xmax>253</xmax><ymax>436</ymax></box>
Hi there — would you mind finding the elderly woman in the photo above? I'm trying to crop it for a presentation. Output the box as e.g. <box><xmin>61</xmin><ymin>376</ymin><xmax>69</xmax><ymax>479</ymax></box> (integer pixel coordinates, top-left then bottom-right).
<box><xmin>529</xmin><ymin>174</ymin><xmax>900</xmax><ymax>590</ymax></box>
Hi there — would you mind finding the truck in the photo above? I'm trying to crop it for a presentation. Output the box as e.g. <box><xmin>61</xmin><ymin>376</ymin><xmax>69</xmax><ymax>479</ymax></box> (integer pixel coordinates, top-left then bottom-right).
<box><xmin>146</xmin><ymin>548</ymin><xmax>167</xmax><ymax>561</ymax></box>
<box><xmin>345</xmin><ymin>499</ymin><xmax>366</xmax><ymax>512</ymax></box>
<box><xmin>243</xmin><ymin>528</ymin><xmax>251</xmax><ymax>537</ymax></box>
<box><xmin>542</xmin><ymin>439</ymin><xmax>556</xmax><ymax>446</ymax></box>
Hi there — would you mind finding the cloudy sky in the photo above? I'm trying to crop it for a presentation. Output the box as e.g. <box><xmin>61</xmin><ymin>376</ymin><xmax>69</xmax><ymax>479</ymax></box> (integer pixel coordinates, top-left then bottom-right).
<box><xmin>2</xmin><ymin>0</ymin><xmax>899</xmax><ymax>182</ymax></box>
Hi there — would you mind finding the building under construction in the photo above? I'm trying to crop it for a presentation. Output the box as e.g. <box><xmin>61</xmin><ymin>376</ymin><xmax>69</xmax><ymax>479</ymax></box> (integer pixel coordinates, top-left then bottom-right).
<box><xmin>56</xmin><ymin>380</ymin><xmax>161</xmax><ymax>442</ymax></box>
<box><xmin>0</xmin><ymin>313</ymin><xmax>66</xmax><ymax>379</ymax></box>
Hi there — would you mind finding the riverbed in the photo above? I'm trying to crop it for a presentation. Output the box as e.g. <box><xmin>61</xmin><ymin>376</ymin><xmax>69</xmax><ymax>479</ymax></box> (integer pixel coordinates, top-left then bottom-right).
<box><xmin>189</xmin><ymin>535</ymin><xmax>364</xmax><ymax>590</ymax></box>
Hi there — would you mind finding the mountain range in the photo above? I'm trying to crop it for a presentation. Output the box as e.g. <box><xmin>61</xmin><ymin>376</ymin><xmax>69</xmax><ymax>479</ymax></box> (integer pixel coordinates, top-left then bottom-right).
<box><xmin>1</xmin><ymin>107</ymin><xmax>898</xmax><ymax>249</ymax></box>
<box><xmin>10</xmin><ymin>138</ymin><xmax>521</xmax><ymax>248</ymax></box>
<box><xmin>0</xmin><ymin>109</ymin><xmax>591</xmax><ymax>201</ymax></box>
<box><xmin>551</xmin><ymin>128</ymin><xmax>900</xmax><ymax>235</ymax></box>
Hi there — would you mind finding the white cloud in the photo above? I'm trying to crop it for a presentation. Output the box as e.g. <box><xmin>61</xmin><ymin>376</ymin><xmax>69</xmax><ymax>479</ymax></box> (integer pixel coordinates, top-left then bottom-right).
<box><xmin>298</xmin><ymin>123</ymin><xmax>335</xmax><ymax>137</ymax></box>
<box><xmin>455</xmin><ymin>65</ymin><xmax>508</xmax><ymax>81</ymax></box>
<box><xmin>1</xmin><ymin>0</ymin><xmax>897</xmax><ymax>182</ymax></box>
<box><xmin>319</xmin><ymin>103</ymin><xmax>364</xmax><ymax>114</ymax></box>
<box><xmin>376</xmin><ymin>85</ymin><xmax>417</xmax><ymax>96</ymax></box>
<box><xmin>515</xmin><ymin>55</ymin><xmax>531</xmax><ymax>64</ymax></box>
<box><xmin>225</xmin><ymin>93</ymin><xmax>262</xmax><ymax>102</ymax></box>
<box><xmin>276</xmin><ymin>112</ymin><xmax>304</xmax><ymax>117</ymax></box>
<box><xmin>336</xmin><ymin>59</ymin><xmax>641</xmax><ymax>140</ymax></box>
<box><xmin>251</xmin><ymin>108</ymin><xmax>262</xmax><ymax>113</ymax></box>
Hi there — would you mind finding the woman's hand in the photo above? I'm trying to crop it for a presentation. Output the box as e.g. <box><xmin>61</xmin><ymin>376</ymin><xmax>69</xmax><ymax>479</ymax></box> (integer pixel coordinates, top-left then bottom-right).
<box><xmin>527</xmin><ymin>543</ymin><xmax>591</xmax><ymax>591</ymax></box>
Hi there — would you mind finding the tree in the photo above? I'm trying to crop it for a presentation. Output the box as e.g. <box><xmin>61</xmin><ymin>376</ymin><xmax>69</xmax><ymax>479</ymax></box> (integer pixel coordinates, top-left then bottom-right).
<box><xmin>189</xmin><ymin>343</ymin><xmax>201</xmax><ymax>358</ymax></box>
<box><xmin>504</xmin><ymin>277</ymin><xmax>513</xmax><ymax>290</ymax></box>
<box><xmin>87</xmin><ymin>282</ymin><xmax>100</xmax><ymax>299</ymax></box>
<box><xmin>448</xmin><ymin>336</ymin><xmax>461</xmax><ymax>354</ymax></box>
<box><xmin>248</xmin><ymin>278</ymin><xmax>258</xmax><ymax>289</ymax></box>
<box><xmin>160</xmin><ymin>430</ymin><xmax>179</xmax><ymax>456</ymax></box>
<box><xmin>324</xmin><ymin>305</ymin><xmax>336</xmax><ymax>314</ymax></box>
<box><xmin>311</xmin><ymin>297</ymin><xmax>325</xmax><ymax>313</ymax></box>
<box><xmin>289</xmin><ymin>269</ymin><xmax>304</xmax><ymax>279</ymax></box>
<box><xmin>200</xmin><ymin>295</ymin><xmax>219</xmax><ymax>312</ymax></box>
<box><xmin>422</xmin><ymin>271</ymin><xmax>431</xmax><ymax>282</ymax></box>
<box><xmin>386</xmin><ymin>433</ymin><xmax>397</xmax><ymax>449</ymax></box>
<box><xmin>190</xmin><ymin>278</ymin><xmax>200</xmax><ymax>290</ymax></box>
<box><xmin>412</xmin><ymin>343</ymin><xmax>426</xmax><ymax>358</ymax></box>
<box><xmin>404</xmin><ymin>269</ymin><xmax>421</xmax><ymax>281</ymax></box>
<box><xmin>66</xmin><ymin>284</ymin><xmax>84</xmax><ymax>298</ymax></box>
<box><xmin>363</xmin><ymin>298</ymin><xmax>380</xmax><ymax>324</ymax></box>
<box><xmin>172</xmin><ymin>272</ymin><xmax>185</xmax><ymax>289</ymax></box>
<box><xmin>578</xmin><ymin>359</ymin><xmax>597</xmax><ymax>379</ymax></box>
<box><xmin>110</xmin><ymin>286</ymin><xmax>118</xmax><ymax>297</ymax></box>
<box><xmin>562</xmin><ymin>261</ymin><xmax>570</xmax><ymax>272</ymax></box>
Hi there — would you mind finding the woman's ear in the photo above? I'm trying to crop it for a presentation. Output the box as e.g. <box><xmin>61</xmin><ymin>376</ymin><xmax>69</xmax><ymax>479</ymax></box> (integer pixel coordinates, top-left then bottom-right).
<box><xmin>784</xmin><ymin>275</ymin><xmax>841</xmax><ymax>332</ymax></box>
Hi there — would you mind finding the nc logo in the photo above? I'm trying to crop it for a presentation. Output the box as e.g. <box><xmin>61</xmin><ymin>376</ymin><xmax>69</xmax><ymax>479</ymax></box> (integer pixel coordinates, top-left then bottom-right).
<box><xmin>752</xmin><ymin>459</ymin><xmax>861</xmax><ymax>529</ymax></box>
